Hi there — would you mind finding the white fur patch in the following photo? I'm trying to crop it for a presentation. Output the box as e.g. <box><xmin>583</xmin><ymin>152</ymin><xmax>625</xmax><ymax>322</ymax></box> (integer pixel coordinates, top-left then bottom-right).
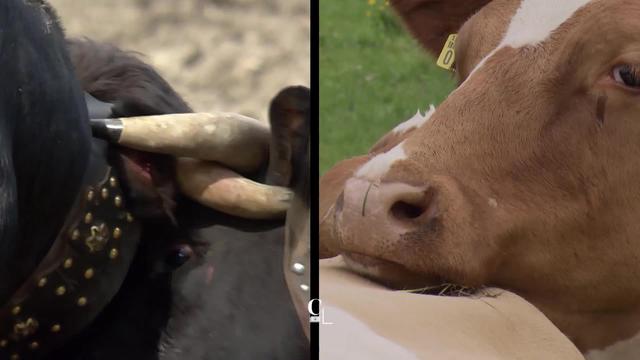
<box><xmin>502</xmin><ymin>0</ymin><xmax>593</xmax><ymax>48</ymax></box>
<box><xmin>585</xmin><ymin>331</ymin><xmax>640</xmax><ymax>360</ymax></box>
<box><xmin>320</xmin><ymin>304</ymin><xmax>420</xmax><ymax>360</ymax></box>
<box><xmin>467</xmin><ymin>0</ymin><xmax>593</xmax><ymax>78</ymax></box>
<box><xmin>356</xmin><ymin>141</ymin><xmax>407</xmax><ymax>182</ymax></box>
<box><xmin>392</xmin><ymin>105</ymin><xmax>436</xmax><ymax>134</ymax></box>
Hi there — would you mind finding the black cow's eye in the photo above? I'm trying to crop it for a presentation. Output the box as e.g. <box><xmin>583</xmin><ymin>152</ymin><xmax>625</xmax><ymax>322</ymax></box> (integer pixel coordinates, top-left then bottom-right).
<box><xmin>613</xmin><ymin>65</ymin><xmax>640</xmax><ymax>89</ymax></box>
<box><xmin>165</xmin><ymin>244</ymin><xmax>193</xmax><ymax>269</ymax></box>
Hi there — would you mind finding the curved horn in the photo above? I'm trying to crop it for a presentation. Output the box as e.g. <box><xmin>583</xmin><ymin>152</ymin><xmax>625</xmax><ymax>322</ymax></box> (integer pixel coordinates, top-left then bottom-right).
<box><xmin>92</xmin><ymin>113</ymin><xmax>270</xmax><ymax>173</ymax></box>
<box><xmin>176</xmin><ymin>158</ymin><xmax>292</xmax><ymax>219</ymax></box>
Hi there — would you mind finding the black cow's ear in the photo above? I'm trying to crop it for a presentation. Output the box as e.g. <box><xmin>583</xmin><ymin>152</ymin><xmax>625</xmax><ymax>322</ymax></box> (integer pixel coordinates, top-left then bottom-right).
<box><xmin>85</xmin><ymin>92</ymin><xmax>114</xmax><ymax>119</ymax></box>
<box><xmin>109</xmin><ymin>148</ymin><xmax>178</xmax><ymax>223</ymax></box>
<box><xmin>266</xmin><ymin>86</ymin><xmax>310</xmax><ymax>188</ymax></box>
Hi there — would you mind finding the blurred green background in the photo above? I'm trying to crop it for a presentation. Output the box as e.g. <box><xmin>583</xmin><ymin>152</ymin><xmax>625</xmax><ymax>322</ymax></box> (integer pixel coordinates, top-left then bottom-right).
<box><xmin>320</xmin><ymin>0</ymin><xmax>456</xmax><ymax>174</ymax></box>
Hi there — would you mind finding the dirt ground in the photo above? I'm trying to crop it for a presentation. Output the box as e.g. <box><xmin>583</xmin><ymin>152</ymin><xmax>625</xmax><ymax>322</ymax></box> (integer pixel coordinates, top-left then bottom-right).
<box><xmin>49</xmin><ymin>0</ymin><xmax>310</xmax><ymax>122</ymax></box>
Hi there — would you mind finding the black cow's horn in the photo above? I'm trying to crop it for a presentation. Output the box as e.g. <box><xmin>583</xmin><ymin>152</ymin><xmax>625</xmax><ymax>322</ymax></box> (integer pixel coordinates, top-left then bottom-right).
<box><xmin>91</xmin><ymin>118</ymin><xmax>124</xmax><ymax>143</ymax></box>
<box><xmin>91</xmin><ymin>112</ymin><xmax>270</xmax><ymax>174</ymax></box>
<box><xmin>176</xmin><ymin>158</ymin><xmax>292</xmax><ymax>219</ymax></box>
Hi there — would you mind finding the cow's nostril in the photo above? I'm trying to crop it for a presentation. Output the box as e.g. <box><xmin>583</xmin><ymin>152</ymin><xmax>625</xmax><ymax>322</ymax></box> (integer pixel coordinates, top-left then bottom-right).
<box><xmin>387</xmin><ymin>187</ymin><xmax>436</xmax><ymax>223</ymax></box>
<box><xmin>390</xmin><ymin>200</ymin><xmax>426</xmax><ymax>220</ymax></box>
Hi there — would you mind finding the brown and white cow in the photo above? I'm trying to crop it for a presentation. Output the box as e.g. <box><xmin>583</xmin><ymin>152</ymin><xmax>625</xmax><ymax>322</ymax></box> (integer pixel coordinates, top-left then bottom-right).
<box><xmin>320</xmin><ymin>0</ymin><xmax>640</xmax><ymax>358</ymax></box>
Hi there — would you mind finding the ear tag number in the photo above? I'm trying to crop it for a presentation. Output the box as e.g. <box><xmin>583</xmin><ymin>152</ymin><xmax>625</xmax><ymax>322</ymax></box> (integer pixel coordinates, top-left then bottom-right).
<box><xmin>436</xmin><ymin>34</ymin><xmax>457</xmax><ymax>71</ymax></box>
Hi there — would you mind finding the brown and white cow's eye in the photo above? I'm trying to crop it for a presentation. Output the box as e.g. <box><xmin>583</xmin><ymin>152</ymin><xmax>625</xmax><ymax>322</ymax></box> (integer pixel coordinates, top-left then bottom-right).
<box><xmin>612</xmin><ymin>65</ymin><xmax>640</xmax><ymax>89</ymax></box>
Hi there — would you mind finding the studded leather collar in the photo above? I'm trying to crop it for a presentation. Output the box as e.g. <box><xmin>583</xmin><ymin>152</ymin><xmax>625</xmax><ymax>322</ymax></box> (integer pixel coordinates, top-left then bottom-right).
<box><xmin>0</xmin><ymin>139</ymin><xmax>141</xmax><ymax>359</ymax></box>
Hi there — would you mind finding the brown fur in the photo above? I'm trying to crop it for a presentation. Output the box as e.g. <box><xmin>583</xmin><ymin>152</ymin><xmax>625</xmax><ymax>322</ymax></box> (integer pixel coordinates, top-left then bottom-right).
<box><xmin>321</xmin><ymin>0</ymin><xmax>640</xmax><ymax>353</ymax></box>
<box><xmin>390</xmin><ymin>0</ymin><xmax>492</xmax><ymax>57</ymax></box>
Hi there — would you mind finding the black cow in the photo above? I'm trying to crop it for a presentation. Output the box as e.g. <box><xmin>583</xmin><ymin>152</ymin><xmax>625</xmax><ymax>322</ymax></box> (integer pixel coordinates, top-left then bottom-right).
<box><xmin>0</xmin><ymin>0</ymin><xmax>91</xmax><ymax>306</ymax></box>
<box><xmin>0</xmin><ymin>1</ymin><xmax>309</xmax><ymax>359</ymax></box>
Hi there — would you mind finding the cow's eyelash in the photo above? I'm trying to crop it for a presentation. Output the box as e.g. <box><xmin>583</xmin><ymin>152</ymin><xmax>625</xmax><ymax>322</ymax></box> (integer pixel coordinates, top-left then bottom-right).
<box><xmin>612</xmin><ymin>64</ymin><xmax>640</xmax><ymax>89</ymax></box>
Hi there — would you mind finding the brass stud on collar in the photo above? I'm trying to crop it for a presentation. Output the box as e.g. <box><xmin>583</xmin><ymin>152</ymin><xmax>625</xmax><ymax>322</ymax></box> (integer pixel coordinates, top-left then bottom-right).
<box><xmin>55</xmin><ymin>286</ymin><xmax>66</xmax><ymax>296</ymax></box>
<box><xmin>84</xmin><ymin>268</ymin><xmax>94</xmax><ymax>280</ymax></box>
<box><xmin>77</xmin><ymin>297</ymin><xmax>87</xmax><ymax>307</ymax></box>
<box><xmin>126</xmin><ymin>213</ymin><xmax>134</xmax><ymax>223</ymax></box>
<box><xmin>87</xmin><ymin>190</ymin><xmax>95</xmax><ymax>201</ymax></box>
<box><xmin>14</xmin><ymin>318</ymin><xmax>38</xmax><ymax>337</ymax></box>
<box><xmin>109</xmin><ymin>177</ymin><xmax>118</xmax><ymax>188</ymax></box>
<box><xmin>29</xmin><ymin>341</ymin><xmax>39</xmax><ymax>350</ymax></box>
<box><xmin>113</xmin><ymin>227</ymin><xmax>122</xmax><ymax>239</ymax></box>
<box><xmin>0</xmin><ymin>339</ymin><xmax>7</xmax><ymax>347</ymax></box>
<box><xmin>86</xmin><ymin>224</ymin><xmax>109</xmax><ymax>253</ymax></box>
<box><xmin>37</xmin><ymin>277</ymin><xmax>47</xmax><ymax>288</ymax></box>
<box><xmin>71</xmin><ymin>229</ymin><xmax>80</xmax><ymax>241</ymax></box>
<box><xmin>101</xmin><ymin>188</ymin><xmax>109</xmax><ymax>199</ymax></box>
<box><xmin>50</xmin><ymin>324</ymin><xmax>61</xmax><ymax>333</ymax></box>
<box><xmin>11</xmin><ymin>306</ymin><xmax>21</xmax><ymax>316</ymax></box>
<box><xmin>84</xmin><ymin>212</ymin><xmax>93</xmax><ymax>224</ymax></box>
<box><xmin>63</xmin><ymin>258</ymin><xmax>73</xmax><ymax>269</ymax></box>
<box><xmin>114</xmin><ymin>195</ymin><xmax>123</xmax><ymax>208</ymax></box>
<box><xmin>109</xmin><ymin>248</ymin><xmax>119</xmax><ymax>259</ymax></box>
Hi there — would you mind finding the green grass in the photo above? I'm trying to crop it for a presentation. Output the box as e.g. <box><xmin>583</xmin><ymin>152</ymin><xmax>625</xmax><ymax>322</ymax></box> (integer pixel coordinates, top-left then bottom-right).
<box><xmin>319</xmin><ymin>0</ymin><xmax>456</xmax><ymax>174</ymax></box>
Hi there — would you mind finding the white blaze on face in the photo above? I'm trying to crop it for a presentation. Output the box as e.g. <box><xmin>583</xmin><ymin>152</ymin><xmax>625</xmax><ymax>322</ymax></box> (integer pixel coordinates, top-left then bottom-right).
<box><xmin>356</xmin><ymin>141</ymin><xmax>407</xmax><ymax>182</ymax></box>
<box><xmin>466</xmin><ymin>0</ymin><xmax>594</xmax><ymax>79</ymax></box>
<box><xmin>585</xmin><ymin>331</ymin><xmax>640</xmax><ymax>360</ymax></box>
<box><xmin>502</xmin><ymin>0</ymin><xmax>593</xmax><ymax>48</ymax></box>
<box><xmin>392</xmin><ymin>105</ymin><xmax>436</xmax><ymax>134</ymax></box>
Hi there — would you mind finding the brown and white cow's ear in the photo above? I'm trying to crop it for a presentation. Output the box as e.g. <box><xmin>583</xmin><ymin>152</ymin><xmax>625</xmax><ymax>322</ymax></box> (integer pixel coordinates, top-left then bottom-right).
<box><xmin>390</xmin><ymin>0</ymin><xmax>492</xmax><ymax>57</ymax></box>
<box><xmin>266</xmin><ymin>86</ymin><xmax>311</xmax><ymax>188</ymax></box>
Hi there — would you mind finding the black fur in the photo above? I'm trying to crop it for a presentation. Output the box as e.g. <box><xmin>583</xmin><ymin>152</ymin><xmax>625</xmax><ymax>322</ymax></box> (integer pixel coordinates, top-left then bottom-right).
<box><xmin>49</xmin><ymin>40</ymin><xmax>308</xmax><ymax>359</ymax></box>
<box><xmin>0</xmin><ymin>0</ymin><xmax>89</xmax><ymax>303</ymax></box>
<box><xmin>0</xmin><ymin>1</ymin><xmax>307</xmax><ymax>356</ymax></box>
<box><xmin>67</xmin><ymin>38</ymin><xmax>191</xmax><ymax>117</ymax></box>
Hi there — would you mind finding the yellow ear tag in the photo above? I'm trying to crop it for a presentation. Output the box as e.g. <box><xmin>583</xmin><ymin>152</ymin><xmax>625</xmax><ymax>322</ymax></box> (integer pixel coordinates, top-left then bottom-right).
<box><xmin>436</xmin><ymin>34</ymin><xmax>457</xmax><ymax>71</ymax></box>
